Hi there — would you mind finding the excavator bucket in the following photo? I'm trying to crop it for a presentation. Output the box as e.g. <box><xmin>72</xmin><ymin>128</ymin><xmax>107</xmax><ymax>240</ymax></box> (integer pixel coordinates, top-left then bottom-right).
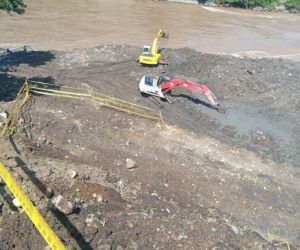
<box><xmin>216</xmin><ymin>105</ymin><xmax>226</xmax><ymax>113</ymax></box>
<box><xmin>162</xmin><ymin>32</ymin><xmax>169</xmax><ymax>38</ymax></box>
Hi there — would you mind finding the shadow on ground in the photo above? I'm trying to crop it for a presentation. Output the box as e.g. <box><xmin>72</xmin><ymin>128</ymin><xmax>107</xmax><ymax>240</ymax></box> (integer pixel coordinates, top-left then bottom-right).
<box><xmin>0</xmin><ymin>74</ymin><xmax>56</xmax><ymax>102</ymax></box>
<box><xmin>14</xmin><ymin>157</ymin><xmax>93</xmax><ymax>249</ymax></box>
<box><xmin>0</xmin><ymin>50</ymin><xmax>56</xmax><ymax>102</ymax></box>
<box><xmin>0</xmin><ymin>50</ymin><xmax>55</xmax><ymax>69</ymax></box>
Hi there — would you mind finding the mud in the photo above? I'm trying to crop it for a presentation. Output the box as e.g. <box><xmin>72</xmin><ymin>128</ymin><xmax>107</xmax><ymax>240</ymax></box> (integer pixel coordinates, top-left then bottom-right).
<box><xmin>0</xmin><ymin>46</ymin><xmax>300</xmax><ymax>249</ymax></box>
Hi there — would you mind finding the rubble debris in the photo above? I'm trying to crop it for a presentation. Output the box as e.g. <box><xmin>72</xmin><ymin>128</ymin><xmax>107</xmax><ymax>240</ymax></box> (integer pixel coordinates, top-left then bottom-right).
<box><xmin>86</xmin><ymin>213</ymin><xmax>100</xmax><ymax>228</ymax></box>
<box><xmin>67</xmin><ymin>169</ymin><xmax>78</xmax><ymax>179</ymax></box>
<box><xmin>230</xmin><ymin>224</ymin><xmax>240</xmax><ymax>235</ymax></box>
<box><xmin>0</xmin><ymin>112</ymin><xmax>8</xmax><ymax>120</ymax></box>
<box><xmin>126</xmin><ymin>158</ymin><xmax>137</xmax><ymax>169</ymax></box>
<box><xmin>50</xmin><ymin>195</ymin><xmax>75</xmax><ymax>215</ymax></box>
<box><xmin>128</xmin><ymin>222</ymin><xmax>134</xmax><ymax>229</ymax></box>
<box><xmin>12</xmin><ymin>198</ymin><xmax>21</xmax><ymax>208</ymax></box>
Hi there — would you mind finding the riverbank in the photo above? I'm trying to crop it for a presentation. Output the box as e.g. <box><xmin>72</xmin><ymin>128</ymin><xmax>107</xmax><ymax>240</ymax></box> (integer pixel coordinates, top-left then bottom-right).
<box><xmin>169</xmin><ymin>0</ymin><xmax>300</xmax><ymax>13</ymax></box>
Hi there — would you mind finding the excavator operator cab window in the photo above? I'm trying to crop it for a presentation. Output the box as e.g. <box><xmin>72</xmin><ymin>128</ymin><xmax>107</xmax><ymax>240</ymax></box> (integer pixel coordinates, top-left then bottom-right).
<box><xmin>144</xmin><ymin>76</ymin><xmax>154</xmax><ymax>86</ymax></box>
<box><xmin>143</xmin><ymin>46</ymin><xmax>151</xmax><ymax>55</ymax></box>
<box><xmin>158</xmin><ymin>76</ymin><xmax>170</xmax><ymax>85</ymax></box>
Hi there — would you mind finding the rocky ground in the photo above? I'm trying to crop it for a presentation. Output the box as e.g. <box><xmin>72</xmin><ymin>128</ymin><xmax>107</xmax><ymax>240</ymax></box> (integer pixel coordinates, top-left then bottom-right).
<box><xmin>0</xmin><ymin>45</ymin><xmax>299</xmax><ymax>249</ymax></box>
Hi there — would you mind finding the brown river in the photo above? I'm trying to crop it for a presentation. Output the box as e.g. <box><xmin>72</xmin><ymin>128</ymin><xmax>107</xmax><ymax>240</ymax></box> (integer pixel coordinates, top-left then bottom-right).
<box><xmin>0</xmin><ymin>0</ymin><xmax>300</xmax><ymax>60</ymax></box>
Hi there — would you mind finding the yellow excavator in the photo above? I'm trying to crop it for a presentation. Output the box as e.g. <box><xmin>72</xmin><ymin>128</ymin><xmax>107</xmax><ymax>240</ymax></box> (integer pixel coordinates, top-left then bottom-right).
<box><xmin>138</xmin><ymin>30</ymin><xmax>169</xmax><ymax>66</ymax></box>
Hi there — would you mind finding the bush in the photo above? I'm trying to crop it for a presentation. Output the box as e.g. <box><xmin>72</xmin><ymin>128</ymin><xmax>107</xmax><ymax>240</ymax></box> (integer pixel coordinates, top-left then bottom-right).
<box><xmin>211</xmin><ymin>0</ymin><xmax>300</xmax><ymax>9</ymax></box>
<box><xmin>0</xmin><ymin>0</ymin><xmax>26</xmax><ymax>14</ymax></box>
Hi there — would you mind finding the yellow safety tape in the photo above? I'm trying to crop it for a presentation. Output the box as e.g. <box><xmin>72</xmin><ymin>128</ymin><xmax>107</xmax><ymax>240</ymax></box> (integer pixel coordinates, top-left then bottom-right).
<box><xmin>1</xmin><ymin>81</ymin><xmax>30</xmax><ymax>137</ymax></box>
<box><xmin>0</xmin><ymin>162</ymin><xmax>66</xmax><ymax>250</ymax></box>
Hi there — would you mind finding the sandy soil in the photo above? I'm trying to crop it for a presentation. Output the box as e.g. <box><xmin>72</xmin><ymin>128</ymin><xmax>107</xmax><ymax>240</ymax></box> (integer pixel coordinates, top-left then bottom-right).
<box><xmin>0</xmin><ymin>46</ymin><xmax>299</xmax><ymax>249</ymax></box>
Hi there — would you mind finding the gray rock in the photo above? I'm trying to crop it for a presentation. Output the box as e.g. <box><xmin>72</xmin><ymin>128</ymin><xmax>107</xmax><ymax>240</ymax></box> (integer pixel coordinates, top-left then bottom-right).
<box><xmin>50</xmin><ymin>195</ymin><xmax>75</xmax><ymax>215</ymax></box>
<box><xmin>12</xmin><ymin>198</ymin><xmax>22</xmax><ymax>208</ymax></box>
<box><xmin>253</xmin><ymin>6</ymin><xmax>264</xmax><ymax>11</ymax></box>
<box><xmin>67</xmin><ymin>169</ymin><xmax>78</xmax><ymax>179</ymax></box>
<box><xmin>204</xmin><ymin>1</ymin><xmax>217</xmax><ymax>7</ymax></box>
<box><xmin>82</xmin><ymin>174</ymin><xmax>90</xmax><ymax>181</ymax></box>
<box><xmin>126</xmin><ymin>158</ymin><xmax>137</xmax><ymax>169</ymax></box>
<box><xmin>274</xmin><ymin>5</ymin><xmax>286</xmax><ymax>11</ymax></box>
<box><xmin>116</xmin><ymin>246</ymin><xmax>124</xmax><ymax>250</ymax></box>
<box><xmin>128</xmin><ymin>222</ymin><xmax>134</xmax><ymax>229</ymax></box>
<box><xmin>86</xmin><ymin>213</ymin><xmax>100</xmax><ymax>227</ymax></box>
<box><xmin>0</xmin><ymin>112</ymin><xmax>8</xmax><ymax>120</ymax></box>
<box><xmin>230</xmin><ymin>224</ymin><xmax>240</xmax><ymax>235</ymax></box>
<box><xmin>290</xmin><ymin>8</ymin><xmax>298</xmax><ymax>13</ymax></box>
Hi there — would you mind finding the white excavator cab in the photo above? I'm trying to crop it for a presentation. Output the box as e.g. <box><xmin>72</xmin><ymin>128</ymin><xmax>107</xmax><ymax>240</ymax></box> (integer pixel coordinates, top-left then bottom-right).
<box><xmin>142</xmin><ymin>45</ymin><xmax>151</xmax><ymax>56</ymax></box>
<box><xmin>139</xmin><ymin>76</ymin><xmax>165</xmax><ymax>98</ymax></box>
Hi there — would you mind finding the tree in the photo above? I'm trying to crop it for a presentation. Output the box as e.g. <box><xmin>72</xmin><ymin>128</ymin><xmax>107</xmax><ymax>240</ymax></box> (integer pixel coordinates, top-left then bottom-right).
<box><xmin>0</xmin><ymin>0</ymin><xmax>26</xmax><ymax>14</ymax></box>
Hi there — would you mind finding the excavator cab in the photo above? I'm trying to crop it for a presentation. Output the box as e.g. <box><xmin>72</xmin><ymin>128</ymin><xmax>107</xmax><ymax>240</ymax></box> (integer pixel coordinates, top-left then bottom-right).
<box><xmin>139</xmin><ymin>76</ymin><xmax>166</xmax><ymax>98</ymax></box>
<box><xmin>138</xmin><ymin>30</ymin><xmax>169</xmax><ymax>66</ymax></box>
<box><xmin>157</xmin><ymin>75</ymin><xmax>170</xmax><ymax>86</ymax></box>
<box><xmin>142</xmin><ymin>46</ymin><xmax>151</xmax><ymax>56</ymax></box>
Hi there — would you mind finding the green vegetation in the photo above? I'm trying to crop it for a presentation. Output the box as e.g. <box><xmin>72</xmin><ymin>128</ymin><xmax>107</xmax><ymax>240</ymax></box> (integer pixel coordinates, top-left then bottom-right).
<box><xmin>284</xmin><ymin>0</ymin><xmax>300</xmax><ymax>9</ymax></box>
<box><xmin>0</xmin><ymin>0</ymin><xmax>26</xmax><ymax>14</ymax></box>
<box><xmin>200</xmin><ymin>0</ymin><xmax>300</xmax><ymax>10</ymax></box>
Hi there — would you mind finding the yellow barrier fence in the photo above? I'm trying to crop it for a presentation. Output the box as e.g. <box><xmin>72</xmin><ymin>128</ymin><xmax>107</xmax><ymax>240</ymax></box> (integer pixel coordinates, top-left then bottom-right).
<box><xmin>1</xmin><ymin>81</ymin><xmax>30</xmax><ymax>137</ymax></box>
<box><xmin>0</xmin><ymin>162</ymin><xmax>66</xmax><ymax>250</ymax></box>
<box><xmin>0</xmin><ymin>80</ymin><xmax>164</xmax><ymax>138</ymax></box>
<box><xmin>28</xmin><ymin>80</ymin><xmax>164</xmax><ymax>124</ymax></box>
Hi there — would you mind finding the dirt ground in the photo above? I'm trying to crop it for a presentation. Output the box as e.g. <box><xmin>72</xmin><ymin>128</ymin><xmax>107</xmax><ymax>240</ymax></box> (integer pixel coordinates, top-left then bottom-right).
<box><xmin>0</xmin><ymin>46</ymin><xmax>299</xmax><ymax>249</ymax></box>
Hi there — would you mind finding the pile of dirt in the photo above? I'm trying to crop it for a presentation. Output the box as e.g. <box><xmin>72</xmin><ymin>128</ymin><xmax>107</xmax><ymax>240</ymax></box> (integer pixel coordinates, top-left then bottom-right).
<box><xmin>0</xmin><ymin>45</ymin><xmax>299</xmax><ymax>249</ymax></box>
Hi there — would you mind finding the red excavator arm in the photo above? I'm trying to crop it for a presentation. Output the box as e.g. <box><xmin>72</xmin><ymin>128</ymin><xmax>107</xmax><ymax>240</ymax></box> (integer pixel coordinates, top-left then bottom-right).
<box><xmin>159</xmin><ymin>79</ymin><xmax>221</xmax><ymax>110</ymax></box>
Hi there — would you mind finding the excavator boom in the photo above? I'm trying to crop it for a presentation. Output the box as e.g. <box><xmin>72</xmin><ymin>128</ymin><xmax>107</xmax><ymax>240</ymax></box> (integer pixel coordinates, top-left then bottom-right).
<box><xmin>150</xmin><ymin>30</ymin><xmax>168</xmax><ymax>55</ymax></box>
<box><xmin>139</xmin><ymin>75</ymin><xmax>224</xmax><ymax>112</ymax></box>
<box><xmin>159</xmin><ymin>79</ymin><xmax>220</xmax><ymax>108</ymax></box>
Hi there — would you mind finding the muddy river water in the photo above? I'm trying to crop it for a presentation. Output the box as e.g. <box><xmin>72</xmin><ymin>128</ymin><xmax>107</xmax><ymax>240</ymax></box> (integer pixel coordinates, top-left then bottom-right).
<box><xmin>0</xmin><ymin>0</ymin><xmax>300</xmax><ymax>60</ymax></box>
